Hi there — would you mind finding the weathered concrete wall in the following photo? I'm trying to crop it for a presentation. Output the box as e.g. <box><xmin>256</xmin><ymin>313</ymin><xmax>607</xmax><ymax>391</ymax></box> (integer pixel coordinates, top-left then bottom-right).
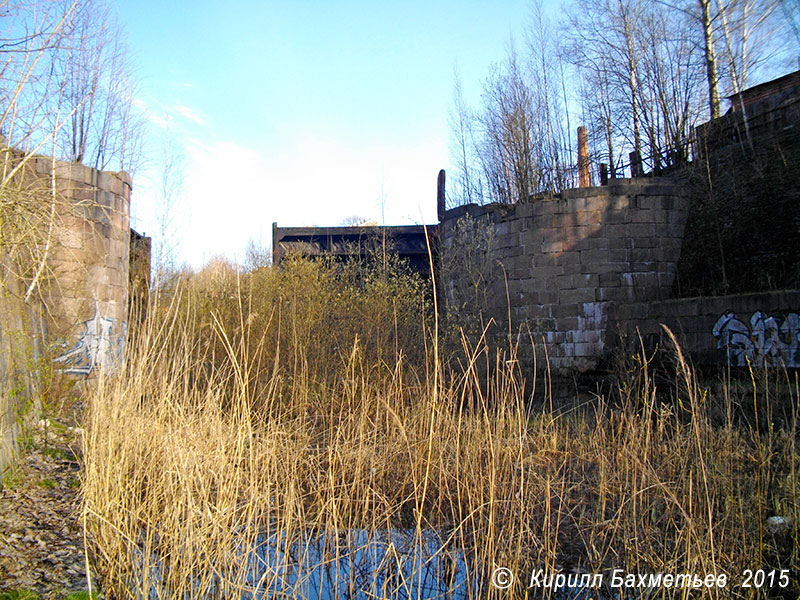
<box><xmin>129</xmin><ymin>229</ymin><xmax>151</xmax><ymax>325</ymax></box>
<box><xmin>0</xmin><ymin>151</ymin><xmax>136</xmax><ymax>470</ymax></box>
<box><xmin>440</xmin><ymin>178</ymin><xmax>688</xmax><ymax>371</ymax></box>
<box><xmin>615</xmin><ymin>290</ymin><xmax>800</xmax><ymax>368</ymax></box>
<box><xmin>0</xmin><ymin>259</ymin><xmax>46</xmax><ymax>474</ymax></box>
<box><xmin>33</xmin><ymin>158</ymin><xmax>133</xmax><ymax>375</ymax></box>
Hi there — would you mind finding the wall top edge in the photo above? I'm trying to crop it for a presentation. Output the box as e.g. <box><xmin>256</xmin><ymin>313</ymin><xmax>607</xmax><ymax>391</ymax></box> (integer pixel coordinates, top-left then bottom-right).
<box><xmin>2</xmin><ymin>146</ymin><xmax>132</xmax><ymax>192</ymax></box>
<box><xmin>441</xmin><ymin>176</ymin><xmax>685</xmax><ymax>222</ymax></box>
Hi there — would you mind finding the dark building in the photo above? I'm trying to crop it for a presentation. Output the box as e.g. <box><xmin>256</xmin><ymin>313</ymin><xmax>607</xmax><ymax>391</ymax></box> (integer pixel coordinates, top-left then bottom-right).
<box><xmin>271</xmin><ymin>223</ymin><xmax>437</xmax><ymax>276</ymax></box>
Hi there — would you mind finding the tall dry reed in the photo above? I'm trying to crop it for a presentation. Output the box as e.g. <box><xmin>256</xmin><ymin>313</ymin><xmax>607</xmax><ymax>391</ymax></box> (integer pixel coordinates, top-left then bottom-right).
<box><xmin>81</xmin><ymin>258</ymin><xmax>799</xmax><ymax>598</ymax></box>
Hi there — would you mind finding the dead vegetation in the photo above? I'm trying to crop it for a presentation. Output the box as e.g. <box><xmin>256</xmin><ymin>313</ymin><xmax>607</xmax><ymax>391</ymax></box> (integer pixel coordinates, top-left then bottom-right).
<box><xmin>80</xmin><ymin>256</ymin><xmax>799</xmax><ymax>598</ymax></box>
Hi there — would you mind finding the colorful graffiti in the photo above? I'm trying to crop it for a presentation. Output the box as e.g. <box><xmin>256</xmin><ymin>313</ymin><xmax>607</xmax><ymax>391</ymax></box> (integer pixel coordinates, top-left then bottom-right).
<box><xmin>712</xmin><ymin>311</ymin><xmax>800</xmax><ymax>367</ymax></box>
<box><xmin>54</xmin><ymin>304</ymin><xmax>126</xmax><ymax>375</ymax></box>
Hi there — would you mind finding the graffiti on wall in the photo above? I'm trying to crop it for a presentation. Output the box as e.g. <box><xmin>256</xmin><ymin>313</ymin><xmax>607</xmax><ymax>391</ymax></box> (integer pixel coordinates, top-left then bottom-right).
<box><xmin>712</xmin><ymin>311</ymin><xmax>800</xmax><ymax>367</ymax></box>
<box><xmin>54</xmin><ymin>303</ymin><xmax>126</xmax><ymax>375</ymax></box>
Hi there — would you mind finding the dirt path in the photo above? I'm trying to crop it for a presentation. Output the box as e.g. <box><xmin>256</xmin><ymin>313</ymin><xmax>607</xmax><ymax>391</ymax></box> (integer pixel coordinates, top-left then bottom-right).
<box><xmin>0</xmin><ymin>423</ymin><xmax>93</xmax><ymax>599</ymax></box>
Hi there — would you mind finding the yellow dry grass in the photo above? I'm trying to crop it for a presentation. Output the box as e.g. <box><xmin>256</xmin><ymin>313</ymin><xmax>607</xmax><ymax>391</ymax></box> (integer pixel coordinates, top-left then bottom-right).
<box><xmin>81</xmin><ymin>257</ymin><xmax>799</xmax><ymax>599</ymax></box>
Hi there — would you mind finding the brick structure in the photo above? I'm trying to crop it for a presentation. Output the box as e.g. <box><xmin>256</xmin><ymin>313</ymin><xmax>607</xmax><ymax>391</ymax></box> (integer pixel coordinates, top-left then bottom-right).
<box><xmin>614</xmin><ymin>291</ymin><xmax>800</xmax><ymax>368</ymax></box>
<box><xmin>440</xmin><ymin>178</ymin><xmax>689</xmax><ymax>371</ymax></box>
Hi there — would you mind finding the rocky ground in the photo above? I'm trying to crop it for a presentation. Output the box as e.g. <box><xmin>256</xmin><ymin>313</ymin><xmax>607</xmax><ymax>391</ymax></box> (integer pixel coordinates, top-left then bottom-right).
<box><xmin>0</xmin><ymin>421</ymin><xmax>94</xmax><ymax>599</ymax></box>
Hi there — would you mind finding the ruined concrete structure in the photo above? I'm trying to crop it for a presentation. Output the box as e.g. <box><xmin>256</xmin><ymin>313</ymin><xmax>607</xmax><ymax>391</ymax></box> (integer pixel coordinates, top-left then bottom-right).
<box><xmin>442</xmin><ymin>70</ymin><xmax>799</xmax><ymax>371</ymax></box>
<box><xmin>275</xmin><ymin>70</ymin><xmax>799</xmax><ymax>372</ymax></box>
<box><xmin>35</xmin><ymin>159</ymin><xmax>135</xmax><ymax>375</ymax></box>
<box><xmin>1</xmin><ymin>149</ymin><xmax>150</xmax><ymax>470</ymax></box>
<box><xmin>440</xmin><ymin>179</ymin><xmax>689</xmax><ymax>370</ymax></box>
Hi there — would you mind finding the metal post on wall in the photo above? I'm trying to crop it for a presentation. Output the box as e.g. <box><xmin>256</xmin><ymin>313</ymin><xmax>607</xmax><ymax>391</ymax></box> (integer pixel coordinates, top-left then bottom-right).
<box><xmin>437</xmin><ymin>169</ymin><xmax>446</xmax><ymax>222</ymax></box>
<box><xmin>629</xmin><ymin>151</ymin><xmax>642</xmax><ymax>177</ymax></box>
<box><xmin>578</xmin><ymin>126</ymin><xmax>590</xmax><ymax>187</ymax></box>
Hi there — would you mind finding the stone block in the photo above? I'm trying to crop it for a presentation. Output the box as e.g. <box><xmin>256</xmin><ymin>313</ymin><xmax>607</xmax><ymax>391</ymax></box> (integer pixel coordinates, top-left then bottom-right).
<box><xmin>605</xmin><ymin>208</ymin><xmax>632</xmax><ymax>224</ymax></box>
<box><xmin>541</xmin><ymin>241</ymin><xmax>563</xmax><ymax>254</ymax></box>
<box><xmin>558</xmin><ymin>316</ymin><xmax>579</xmax><ymax>331</ymax></box>
<box><xmin>580</xmin><ymin>249</ymin><xmax>609</xmax><ymax>265</ymax></box>
<box><xmin>575</xmin><ymin>210</ymin><xmax>604</xmax><ymax>226</ymax></box>
<box><xmin>516</xmin><ymin>203</ymin><xmax>537</xmax><ymax>218</ymax></box>
<box><xmin>587</xmin><ymin>195</ymin><xmax>616</xmax><ymax>212</ymax></box>
<box><xmin>602</xmin><ymin>223</ymin><xmax>631</xmax><ymax>239</ymax></box>
<box><xmin>505</xmin><ymin>257</ymin><xmax>532</xmax><ymax>279</ymax></box>
<box><xmin>573</xmin><ymin>329</ymin><xmax>601</xmax><ymax>345</ymax></box>
<box><xmin>585</xmin><ymin>237</ymin><xmax>610</xmax><ymax>251</ymax></box>
<box><xmin>560</xmin><ymin>261</ymin><xmax>585</xmax><ymax>276</ymax></box>
<box><xmin>559</xmin><ymin>342</ymin><xmax>575</xmax><ymax>357</ymax></box>
<box><xmin>541</xmin><ymin>276</ymin><xmax>559</xmax><ymax>292</ymax></box>
<box><xmin>525</xmin><ymin>291</ymin><xmax>558</xmax><ymax>305</ymax></box>
<box><xmin>521</xmin><ymin>228</ymin><xmax>543</xmax><ymax>247</ymax></box>
<box><xmin>572</xmin><ymin>273</ymin><xmax>598</xmax><ymax>288</ymax></box>
<box><xmin>594</xmin><ymin>261</ymin><xmax>631</xmax><ymax>275</ymax></box>
<box><xmin>607</xmin><ymin>237</ymin><xmax>630</xmax><ymax>250</ymax></box>
<box><xmin>559</xmin><ymin>288</ymin><xmax>595</xmax><ymax>305</ymax></box>
<box><xmin>499</xmin><ymin>245</ymin><xmax>524</xmax><ymax>259</ymax></box>
<box><xmin>574</xmin><ymin>342</ymin><xmax>600</xmax><ymax>357</ymax></box>
<box><xmin>495</xmin><ymin>221</ymin><xmax>512</xmax><ymax>236</ymax></box>
<box><xmin>626</xmin><ymin>223</ymin><xmax>655</xmax><ymax>238</ymax></box>
<box><xmin>553</xmin><ymin>251</ymin><xmax>581</xmax><ymax>267</ymax></box>
<box><xmin>540</xmin><ymin>227</ymin><xmax>561</xmax><ymax>243</ymax></box>
<box><xmin>555</xmin><ymin>274</ymin><xmax>574</xmax><ymax>290</ymax></box>
<box><xmin>569</xmin><ymin>237</ymin><xmax>593</xmax><ymax>251</ymax></box>
<box><xmin>530</xmin><ymin>264</ymin><xmax>564</xmax><ymax>279</ymax></box>
<box><xmin>597</xmin><ymin>286</ymin><xmax>629</xmax><ymax>303</ymax></box>
<box><xmin>630</xmin><ymin>209</ymin><xmax>654</xmax><ymax>223</ymax></box>
<box><xmin>497</xmin><ymin>233</ymin><xmax>518</xmax><ymax>249</ymax></box>
<box><xmin>509</xmin><ymin>218</ymin><xmax>528</xmax><ymax>234</ymax></box>
<box><xmin>544</xmin><ymin>330</ymin><xmax>566</xmax><ymax>345</ymax></box>
<box><xmin>599</xmin><ymin>272</ymin><xmax>620</xmax><ymax>287</ymax></box>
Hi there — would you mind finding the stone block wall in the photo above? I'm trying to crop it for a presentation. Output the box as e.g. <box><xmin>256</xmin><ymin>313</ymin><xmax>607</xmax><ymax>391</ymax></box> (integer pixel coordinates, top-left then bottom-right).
<box><xmin>615</xmin><ymin>290</ymin><xmax>800</xmax><ymax>368</ymax></box>
<box><xmin>440</xmin><ymin>178</ymin><xmax>688</xmax><ymax>371</ymax></box>
<box><xmin>39</xmin><ymin>159</ymin><xmax>132</xmax><ymax>375</ymax></box>
<box><xmin>0</xmin><ymin>150</ymin><xmax>136</xmax><ymax>468</ymax></box>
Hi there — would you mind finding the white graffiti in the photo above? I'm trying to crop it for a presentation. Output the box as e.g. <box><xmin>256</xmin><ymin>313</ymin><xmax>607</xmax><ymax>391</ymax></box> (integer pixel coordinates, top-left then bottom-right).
<box><xmin>54</xmin><ymin>304</ymin><xmax>126</xmax><ymax>375</ymax></box>
<box><xmin>712</xmin><ymin>311</ymin><xmax>800</xmax><ymax>367</ymax></box>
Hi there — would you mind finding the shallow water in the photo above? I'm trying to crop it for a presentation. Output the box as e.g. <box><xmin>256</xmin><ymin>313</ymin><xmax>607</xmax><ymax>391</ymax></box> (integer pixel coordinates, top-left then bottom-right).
<box><xmin>132</xmin><ymin>528</ymin><xmax>608</xmax><ymax>599</ymax></box>
<box><xmin>243</xmin><ymin>528</ymin><xmax>479</xmax><ymax>599</ymax></box>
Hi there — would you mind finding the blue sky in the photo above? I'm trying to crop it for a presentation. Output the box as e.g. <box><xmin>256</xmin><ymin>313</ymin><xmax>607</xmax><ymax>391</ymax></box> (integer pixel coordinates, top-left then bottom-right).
<box><xmin>114</xmin><ymin>0</ymin><xmax>539</xmax><ymax>269</ymax></box>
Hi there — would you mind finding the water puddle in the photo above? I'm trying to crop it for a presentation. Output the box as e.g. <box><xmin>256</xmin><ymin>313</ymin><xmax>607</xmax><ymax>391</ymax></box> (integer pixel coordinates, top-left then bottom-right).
<box><xmin>244</xmin><ymin>528</ymin><xmax>479</xmax><ymax>599</ymax></box>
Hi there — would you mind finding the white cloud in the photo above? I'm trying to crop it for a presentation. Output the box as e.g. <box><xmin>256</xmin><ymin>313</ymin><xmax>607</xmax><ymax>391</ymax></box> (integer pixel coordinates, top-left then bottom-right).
<box><xmin>133</xmin><ymin>132</ymin><xmax>446</xmax><ymax>270</ymax></box>
<box><xmin>173</xmin><ymin>104</ymin><xmax>205</xmax><ymax>126</ymax></box>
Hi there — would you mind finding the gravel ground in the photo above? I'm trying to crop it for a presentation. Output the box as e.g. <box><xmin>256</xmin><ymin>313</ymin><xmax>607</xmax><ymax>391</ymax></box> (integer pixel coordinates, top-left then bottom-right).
<box><xmin>0</xmin><ymin>424</ymin><xmax>95</xmax><ymax>599</ymax></box>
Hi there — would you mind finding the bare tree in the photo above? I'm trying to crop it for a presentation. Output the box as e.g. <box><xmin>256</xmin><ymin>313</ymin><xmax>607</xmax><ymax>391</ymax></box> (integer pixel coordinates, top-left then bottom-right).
<box><xmin>447</xmin><ymin>67</ymin><xmax>484</xmax><ymax>207</ymax></box>
<box><xmin>152</xmin><ymin>136</ymin><xmax>184</xmax><ymax>289</ymax></box>
<box><xmin>449</xmin><ymin>9</ymin><xmax>575</xmax><ymax>207</ymax></box>
<box><xmin>56</xmin><ymin>0</ymin><xmax>142</xmax><ymax>173</ymax></box>
<box><xmin>567</xmin><ymin>0</ymin><xmax>649</xmax><ymax>164</ymax></box>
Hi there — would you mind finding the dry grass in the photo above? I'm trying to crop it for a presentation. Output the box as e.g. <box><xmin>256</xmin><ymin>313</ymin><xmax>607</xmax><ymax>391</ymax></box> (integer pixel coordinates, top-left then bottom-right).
<box><xmin>81</xmin><ymin>257</ymin><xmax>799</xmax><ymax>598</ymax></box>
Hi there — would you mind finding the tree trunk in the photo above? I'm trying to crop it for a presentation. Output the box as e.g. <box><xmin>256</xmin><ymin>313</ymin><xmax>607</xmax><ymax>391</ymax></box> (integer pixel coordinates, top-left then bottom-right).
<box><xmin>699</xmin><ymin>0</ymin><xmax>721</xmax><ymax>119</ymax></box>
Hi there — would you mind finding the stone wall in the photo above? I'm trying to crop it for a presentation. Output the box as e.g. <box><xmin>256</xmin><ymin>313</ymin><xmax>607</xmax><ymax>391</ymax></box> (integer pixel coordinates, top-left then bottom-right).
<box><xmin>35</xmin><ymin>158</ymin><xmax>133</xmax><ymax>375</ymax></box>
<box><xmin>440</xmin><ymin>178</ymin><xmax>688</xmax><ymax>371</ymax></box>
<box><xmin>615</xmin><ymin>291</ymin><xmax>800</xmax><ymax>368</ymax></box>
<box><xmin>1</xmin><ymin>150</ymin><xmax>137</xmax><ymax>470</ymax></box>
<box><xmin>0</xmin><ymin>259</ymin><xmax>45</xmax><ymax>474</ymax></box>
